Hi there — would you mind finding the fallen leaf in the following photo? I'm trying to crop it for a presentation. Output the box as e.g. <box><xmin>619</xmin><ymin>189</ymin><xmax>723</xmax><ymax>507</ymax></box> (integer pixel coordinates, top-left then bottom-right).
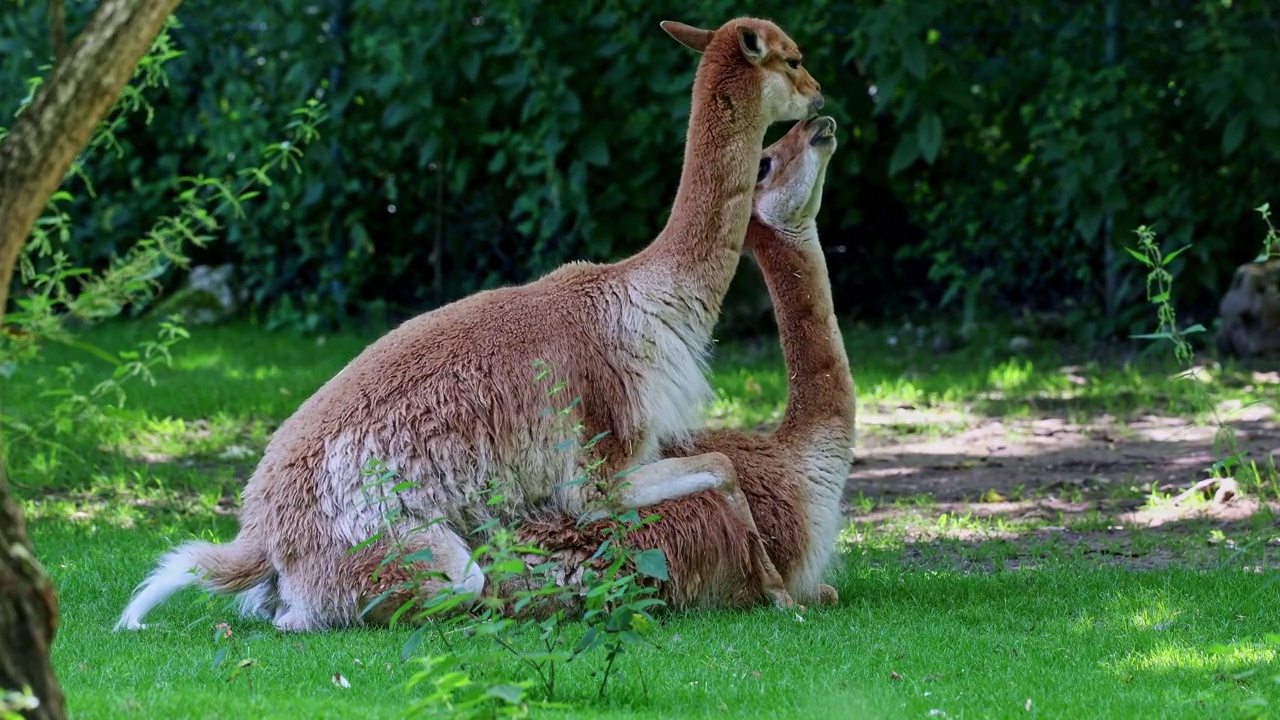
<box><xmin>751</xmin><ymin>671</ymin><xmax>762</xmax><ymax>679</ymax></box>
<box><xmin>890</xmin><ymin>671</ymin><xmax>903</xmax><ymax>681</ymax></box>
<box><xmin>1025</xmin><ymin>698</ymin><xmax>1032</xmax><ymax>711</ymax></box>
<box><xmin>981</xmin><ymin>488</ymin><xmax>1008</xmax><ymax>503</ymax></box>
<box><xmin>332</xmin><ymin>672</ymin><xmax>350</xmax><ymax>689</ymax></box>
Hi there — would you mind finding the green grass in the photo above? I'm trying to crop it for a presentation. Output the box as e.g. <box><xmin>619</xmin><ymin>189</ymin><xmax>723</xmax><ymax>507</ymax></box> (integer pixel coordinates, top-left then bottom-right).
<box><xmin>5</xmin><ymin>319</ymin><xmax>1280</xmax><ymax>719</ymax></box>
<box><xmin>34</xmin><ymin>516</ymin><xmax>1280</xmax><ymax>719</ymax></box>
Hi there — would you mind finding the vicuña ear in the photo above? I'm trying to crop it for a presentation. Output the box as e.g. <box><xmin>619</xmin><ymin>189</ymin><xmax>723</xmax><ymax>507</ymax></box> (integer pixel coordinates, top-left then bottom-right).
<box><xmin>661</xmin><ymin>20</ymin><xmax>713</xmax><ymax>54</ymax></box>
<box><xmin>737</xmin><ymin>26</ymin><xmax>767</xmax><ymax>64</ymax></box>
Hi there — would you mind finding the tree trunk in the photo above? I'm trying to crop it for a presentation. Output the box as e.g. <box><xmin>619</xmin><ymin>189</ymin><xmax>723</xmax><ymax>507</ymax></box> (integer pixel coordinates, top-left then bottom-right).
<box><xmin>0</xmin><ymin>463</ymin><xmax>62</xmax><ymax>719</ymax></box>
<box><xmin>0</xmin><ymin>1</ymin><xmax>183</xmax><ymax>717</ymax></box>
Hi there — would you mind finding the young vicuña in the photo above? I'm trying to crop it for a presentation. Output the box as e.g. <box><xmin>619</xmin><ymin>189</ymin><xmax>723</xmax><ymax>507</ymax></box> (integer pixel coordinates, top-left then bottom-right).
<box><xmin>116</xmin><ymin>16</ymin><xmax>825</xmax><ymax>632</ymax></box>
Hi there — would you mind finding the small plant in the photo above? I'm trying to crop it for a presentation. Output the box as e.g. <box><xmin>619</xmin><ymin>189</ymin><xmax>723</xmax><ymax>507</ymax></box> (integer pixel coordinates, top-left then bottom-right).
<box><xmin>352</xmin><ymin>359</ymin><xmax>672</xmax><ymax>711</ymax></box>
<box><xmin>528</xmin><ymin>358</ymin><xmax>670</xmax><ymax>698</ymax></box>
<box><xmin>404</xmin><ymin>653</ymin><xmax>536</xmax><ymax>719</ymax></box>
<box><xmin>566</xmin><ymin>501</ymin><xmax>668</xmax><ymax>698</ymax></box>
<box><xmin>1254</xmin><ymin>202</ymin><xmax>1279</xmax><ymax>262</ymax></box>
<box><xmin>1126</xmin><ymin>223</ymin><xmax>1239</xmax><ymax>491</ymax></box>
<box><xmin>210</xmin><ymin>622</ymin><xmax>265</xmax><ymax>696</ymax></box>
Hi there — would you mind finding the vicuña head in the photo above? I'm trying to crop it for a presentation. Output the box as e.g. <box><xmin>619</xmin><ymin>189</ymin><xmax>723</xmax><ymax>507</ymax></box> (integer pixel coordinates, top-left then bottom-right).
<box><xmin>661</xmin><ymin>18</ymin><xmax>824</xmax><ymax>124</ymax></box>
<box><xmin>753</xmin><ymin>115</ymin><xmax>837</xmax><ymax>234</ymax></box>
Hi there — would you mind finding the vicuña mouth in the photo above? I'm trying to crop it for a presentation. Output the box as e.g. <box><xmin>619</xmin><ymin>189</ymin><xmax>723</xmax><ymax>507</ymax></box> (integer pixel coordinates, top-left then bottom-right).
<box><xmin>808</xmin><ymin>116</ymin><xmax>837</xmax><ymax>146</ymax></box>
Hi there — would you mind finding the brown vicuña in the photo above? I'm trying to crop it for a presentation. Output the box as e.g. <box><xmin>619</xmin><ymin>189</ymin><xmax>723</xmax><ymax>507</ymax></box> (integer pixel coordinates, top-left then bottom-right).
<box><xmin>115</xmin><ymin>17</ymin><xmax>824</xmax><ymax>632</ymax></box>
<box><xmin>361</xmin><ymin>115</ymin><xmax>853</xmax><ymax>620</ymax></box>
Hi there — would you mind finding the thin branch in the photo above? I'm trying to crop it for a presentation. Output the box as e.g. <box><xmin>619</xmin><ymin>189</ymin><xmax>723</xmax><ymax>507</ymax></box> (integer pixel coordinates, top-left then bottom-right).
<box><xmin>49</xmin><ymin>0</ymin><xmax>67</xmax><ymax>65</ymax></box>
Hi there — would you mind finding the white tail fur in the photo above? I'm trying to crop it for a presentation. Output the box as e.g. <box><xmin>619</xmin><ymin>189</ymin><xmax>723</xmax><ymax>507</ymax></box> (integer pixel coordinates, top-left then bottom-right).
<box><xmin>115</xmin><ymin>537</ymin><xmax>269</xmax><ymax>631</ymax></box>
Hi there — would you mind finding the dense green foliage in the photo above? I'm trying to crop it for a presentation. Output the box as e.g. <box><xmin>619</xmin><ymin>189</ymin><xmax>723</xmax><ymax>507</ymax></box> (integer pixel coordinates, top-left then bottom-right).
<box><xmin>2</xmin><ymin>1</ymin><xmax>1277</xmax><ymax>334</ymax></box>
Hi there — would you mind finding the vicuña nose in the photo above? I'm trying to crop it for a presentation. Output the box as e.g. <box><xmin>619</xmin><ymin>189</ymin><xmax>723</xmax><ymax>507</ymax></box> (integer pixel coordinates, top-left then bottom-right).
<box><xmin>810</xmin><ymin>93</ymin><xmax>825</xmax><ymax>111</ymax></box>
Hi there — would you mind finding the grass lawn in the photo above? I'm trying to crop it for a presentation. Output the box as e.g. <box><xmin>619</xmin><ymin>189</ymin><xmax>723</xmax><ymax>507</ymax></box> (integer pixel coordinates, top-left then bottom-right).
<box><xmin>4</xmin><ymin>319</ymin><xmax>1280</xmax><ymax>719</ymax></box>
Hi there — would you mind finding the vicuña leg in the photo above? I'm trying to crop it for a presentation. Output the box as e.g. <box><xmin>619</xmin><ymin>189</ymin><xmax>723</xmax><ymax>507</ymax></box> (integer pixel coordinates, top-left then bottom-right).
<box><xmin>612</xmin><ymin>453</ymin><xmax>795</xmax><ymax>609</ymax></box>
<box><xmin>306</xmin><ymin>521</ymin><xmax>486</xmax><ymax>630</ymax></box>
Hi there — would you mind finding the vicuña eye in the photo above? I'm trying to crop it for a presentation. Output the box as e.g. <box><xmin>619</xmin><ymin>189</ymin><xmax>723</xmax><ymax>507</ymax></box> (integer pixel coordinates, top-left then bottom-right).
<box><xmin>757</xmin><ymin>157</ymin><xmax>773</xmax><ymax>182</ymax></box>
<box><xmin>787</xmin><ymin>58</ymin><xmax>802</xmax><ymax>70</ymax></box>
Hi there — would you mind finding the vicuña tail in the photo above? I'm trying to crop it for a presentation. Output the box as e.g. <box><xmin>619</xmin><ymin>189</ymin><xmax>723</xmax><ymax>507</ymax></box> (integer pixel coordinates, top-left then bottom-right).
<box><xmin>115</xmin><ymin>535</ymin><xmax>269</xmax><ymax>631</ymax></box>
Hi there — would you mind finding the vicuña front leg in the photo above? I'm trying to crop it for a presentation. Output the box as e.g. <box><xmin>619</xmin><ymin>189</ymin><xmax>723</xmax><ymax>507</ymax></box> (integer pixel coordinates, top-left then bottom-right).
<box><xmin>611</xmin><ymin>453</ymin><xmax>796</xmax><ymax>610</ymax></box>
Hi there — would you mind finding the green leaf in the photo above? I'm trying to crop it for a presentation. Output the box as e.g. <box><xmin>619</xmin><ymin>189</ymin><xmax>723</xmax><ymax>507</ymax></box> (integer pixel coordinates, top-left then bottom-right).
<box><xmin>1124</xmin><ymin>247</ymin><xmax>1154</xmax><ymax>266</ymax></box>
<box><xmin>403</xmin><ymin>548</ymin><xmax>434</xmax><ymax>564</ymax></box>
<box><xmin>1222</xmin><ymin>114</ymin><xmax>1248</xmax><ymax>155</ymax></box>
<box><xmin>1183</xmin><ymin>324</ymin><xmax>1207</xmax><ymax>335</ymax></box>
<box><xmin>888</xmin><ymin>133</ymin><xmax>921</xmax><ymax>175</ymax></box>
<box><xmin>618</xmin><ymin>630</ymin><xmax>647</xmax><ymax>646</ymax></box>
<box><xmin>573</xmin><ymin>626</ymin><xmax>600</xmax><ymax>655</ymax></box>
<box><xmin>486</xmin><ymin>684</ymin><xmax>527</xmax><ymax>705</ymax></box>
<box><xmin>212</xmin><ymin>646</ymin><xmax>228</xmax><ymax>668</ymax></box>
<box><xmin>634</xmin><ymin>548</ymin><xmax>669</xmax><ymax>581</ymax></box>
<box><xmin>1161</xmin><ymin>244</ymin><xmax>1193</xmax><ymax>265</ymax></box>
<box><xmin>902</xmin><ymin>42</ymin><xmax>927</xmax><ymax>79</ymax></box>
<box><xmin>401</xmin><ymin>626</ymin><xmax>424</xmax><ymax>661</ymax></box>
<box><xmin>916</xmin><ymin>112</ymin><xmax>943</xmax><ymax>164</ymax></box>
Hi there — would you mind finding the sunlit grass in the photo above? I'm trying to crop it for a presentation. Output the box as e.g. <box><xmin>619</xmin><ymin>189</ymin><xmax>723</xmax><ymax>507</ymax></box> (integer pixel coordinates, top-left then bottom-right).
<box><xmin>27</xmin><ymin>514</ymin><xmax>1280</xmax><ymax>720</ymax></box>
<box><xmin>5</xmin><ymin>319</ymin><xmax>1280</xmax><ymax>718</ymax></box>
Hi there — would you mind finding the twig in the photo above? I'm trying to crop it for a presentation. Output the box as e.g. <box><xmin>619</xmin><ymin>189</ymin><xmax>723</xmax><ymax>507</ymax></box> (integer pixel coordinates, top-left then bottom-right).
<box><xmin>1168</xmin><ymin>477</ymin><xmax>1240</xmax><ymax>506</ymax></box>
<box><xmin>49</xmin><ymin>0</ymin><xmax>67</xmax><ymax>65</ymax></box>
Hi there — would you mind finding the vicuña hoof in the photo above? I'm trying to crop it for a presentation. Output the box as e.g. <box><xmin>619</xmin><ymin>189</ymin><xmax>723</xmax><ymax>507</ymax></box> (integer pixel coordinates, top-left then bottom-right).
<box><xmin>767</xmin><ymin>587</ymin><xmax>797</xmax><ymax>609</ymax></box>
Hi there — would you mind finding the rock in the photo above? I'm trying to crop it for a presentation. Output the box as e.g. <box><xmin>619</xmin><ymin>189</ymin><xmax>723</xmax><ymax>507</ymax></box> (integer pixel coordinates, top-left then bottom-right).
<box><xmin>1216</xmin><ymin>258</ymin><xmax>1280</xmax><ymax>358</ymax></box>
<box><xmin>1008</xmin><ymin>335</ymin><xmax>1032</xmax><ymax>353</ymax></box>
<box><xmin>154</xmin><ymin>264</ymin><xmax>240</xmax><ymax>325</ymax></box>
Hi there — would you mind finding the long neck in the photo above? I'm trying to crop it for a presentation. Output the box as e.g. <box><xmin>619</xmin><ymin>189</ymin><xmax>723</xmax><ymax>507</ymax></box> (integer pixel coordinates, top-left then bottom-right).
<box><xmin>627</xmin><ymin>64</ymin><xmax>768</xmax><ymax>333</ymax></box>
<box><xmin>747</xmin><ymin>221</ymin><xmax>855</xmax><ymax>445</ymax></box>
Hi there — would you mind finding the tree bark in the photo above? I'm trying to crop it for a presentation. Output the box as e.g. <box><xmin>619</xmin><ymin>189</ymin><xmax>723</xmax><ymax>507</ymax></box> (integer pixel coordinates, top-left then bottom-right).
<box><xmin>0</xmin><ymin>1</ymin><xmax>183</xmax><ymax>717</ymax></box>
<box><xmin>0</xmin><ymin>463</ymin><xmax>61</xmax><ymax>719</ymax></box>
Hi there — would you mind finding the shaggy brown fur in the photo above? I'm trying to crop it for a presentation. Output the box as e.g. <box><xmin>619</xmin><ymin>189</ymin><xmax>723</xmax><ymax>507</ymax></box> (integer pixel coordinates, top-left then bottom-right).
<box><xmin>504</xmin><ymin>116</ymin><xmax>853</xmax><ymax>616</ymax></box>
<box><xmin>116</xmin><ymin>17</ymin><xmax>824</xmax><ymax>633</ymax></box>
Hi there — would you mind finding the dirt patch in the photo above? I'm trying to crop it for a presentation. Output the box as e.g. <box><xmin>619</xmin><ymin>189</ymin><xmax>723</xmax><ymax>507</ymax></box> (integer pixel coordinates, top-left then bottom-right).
<box><xmin>848</xmin><ymin>404</ymin><xmax>1280</xmax><ymax>503</ymax></box>
<box><xmin>841</xmin><ymin>404</ymin><xmax>1280</xmax><ymax>570</ymax></box>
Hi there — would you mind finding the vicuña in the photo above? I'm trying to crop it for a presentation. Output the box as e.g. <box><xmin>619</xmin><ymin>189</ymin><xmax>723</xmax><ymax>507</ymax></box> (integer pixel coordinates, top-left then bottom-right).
<box><xmin>116</xmin><ymin>17</ymin><xmax>825</xmax><ymax>632</ymax></box>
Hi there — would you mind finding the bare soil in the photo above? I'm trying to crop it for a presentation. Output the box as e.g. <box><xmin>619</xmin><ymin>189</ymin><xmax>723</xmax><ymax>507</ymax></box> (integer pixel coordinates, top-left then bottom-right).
<box><xmin>840</xmin><ymin>402</ymin><xmax>1280</xmax><ymax>570</ymax></box>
